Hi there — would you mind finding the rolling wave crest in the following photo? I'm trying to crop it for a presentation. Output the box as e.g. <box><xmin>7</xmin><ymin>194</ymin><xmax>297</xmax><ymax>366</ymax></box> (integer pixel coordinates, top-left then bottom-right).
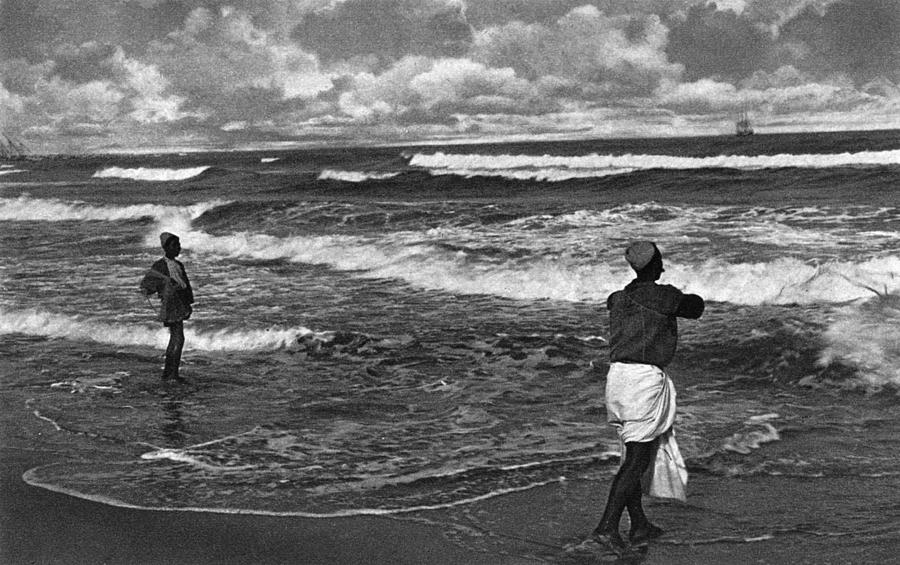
<box><xmin>0</xmin><ymin>307</ymin><xmax>314</xmax><ymax>351</ymax></box>
<box><xmin>92</xmin><ymin>166</ymin><xmax>211</xmax><ymax>181</ymax></box>
<box><xmin>318</xmin><ymin>169</ymin><xmax>401</xmax><ymax>182</ymax></box>
<box><xmin>0</xmin><ymin>196</ymin><xmax>226</xmax><ymax>222</ymax></box>
<box><xmin>177</xmin><ymin>226</ymin><xmax>900</xmax><ymax>305</ymax></box>
<box><xmin>410</xmin><ymin>149</ymin><xmax>900</xmax><ymax>181</ymax></box>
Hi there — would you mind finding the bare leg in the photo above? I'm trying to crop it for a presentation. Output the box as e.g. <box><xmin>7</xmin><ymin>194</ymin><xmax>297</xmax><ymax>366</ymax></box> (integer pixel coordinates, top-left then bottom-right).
<box><xmin>162</xmin><ymin>322</ymin><xmax>185</xmax><ymax>381</ymax></box>
<box><xmin>594</xmin><ymin>439</ymin><xmax>658</xmax><ymax>547</ymax></box>
<box><xmin>626</xmin><ymin>487</ymin><xmax>651</xmax><ymax>536</ymax></box>
<box><xmin>627</xmin><ymin>487</ymin><xmax>664</xmax><ymax>544</ymax></box>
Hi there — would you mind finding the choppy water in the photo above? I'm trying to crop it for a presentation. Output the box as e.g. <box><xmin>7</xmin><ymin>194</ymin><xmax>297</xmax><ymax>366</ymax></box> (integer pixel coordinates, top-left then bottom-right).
<box><xmin>2</xmin><ymin>130</ymin><xmax>899</xmax><ymax>558</ymax></box>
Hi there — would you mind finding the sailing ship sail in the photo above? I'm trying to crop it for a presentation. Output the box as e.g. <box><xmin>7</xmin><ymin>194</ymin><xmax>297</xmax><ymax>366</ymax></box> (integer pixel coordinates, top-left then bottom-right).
<box><xmin>1</xmin><ymin>134</ymin><xmax>29</xmax><ymax>160</ymax></box>
<box><xmin>735</xmin><ymin>110</ymin><xmax>754</xmax><ymax>137</ymax></box>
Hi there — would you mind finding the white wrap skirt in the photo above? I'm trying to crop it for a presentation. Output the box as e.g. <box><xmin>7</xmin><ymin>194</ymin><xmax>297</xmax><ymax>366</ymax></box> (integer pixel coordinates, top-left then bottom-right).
<box><xmin>605</xmin><ymin>362</ymin><xmax>688</xmax><ymax>501</ymax></box>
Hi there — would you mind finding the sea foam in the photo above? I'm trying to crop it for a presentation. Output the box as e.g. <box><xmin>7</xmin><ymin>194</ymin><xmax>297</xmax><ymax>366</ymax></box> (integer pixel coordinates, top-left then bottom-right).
<box><xmin>92</xmin><ymin>166</ymin><xmax>211</xmax><ymax>181</ymax></box>
<box><xmin>820</xmin><ymin>293</ymin><xmax>900</xmax><ymax>388</ymax></box>
<box><xmin>318</xmin><ymin>169</ymin><xmax>401</xmax><ymax>182</ymax></box>
<box><xmin>0</xmin><ymin>307</ymin><xmax>315</xmax><ymax>351</ymax></box>
<box><xmin>411</xmin><ymin>149</ymin><xmax>900</xmax><ymax>173</ymax></box>
<box><xmin>0</xmin><ymin>196</ymin><xmax>225</xmax><ymax>223</ymax></box>
<box><xmin>23</xmin><ymin>463</ymin><xmax>566</xmax><ymax>518</ymax></box>
<box><xmin>667</xmin><ymin>255</ymin><xmax>900</xmax><ymax>305</ymax></box>
<box><xmin>174</xmin><ymin>226</ymin><xmax>900</xmax><ymax>305</ymax></box>
<box><xmin>426</xmin><ymin>167</ymin><xmax>634</xmax><ymax>181</ymax></box>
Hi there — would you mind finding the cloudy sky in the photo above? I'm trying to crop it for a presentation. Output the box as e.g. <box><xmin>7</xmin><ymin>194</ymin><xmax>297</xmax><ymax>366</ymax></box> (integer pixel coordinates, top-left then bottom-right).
<box><xmin>2</xmin><ymin>0</ymin><xmax>899</xmax><ymax>152</ymax></box>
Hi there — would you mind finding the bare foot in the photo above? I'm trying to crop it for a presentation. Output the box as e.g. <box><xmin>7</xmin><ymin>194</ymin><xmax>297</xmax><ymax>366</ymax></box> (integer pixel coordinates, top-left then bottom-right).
<box><xmin>629</xmin><ymin>523</ymin><xmax>665</xmax><ymax>546</ymax></box>
<box><xmin>591</xmin><ymin>528</ymin><xmax>632</xmax><ymax>557</ymax></box>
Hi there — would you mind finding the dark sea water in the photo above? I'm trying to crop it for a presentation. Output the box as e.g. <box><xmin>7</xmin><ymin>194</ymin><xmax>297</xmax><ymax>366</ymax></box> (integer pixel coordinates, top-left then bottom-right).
<box><xmin>2</xmin><ymin>130</ymin><xmax>899</xmax><ymax>558</ymax></box>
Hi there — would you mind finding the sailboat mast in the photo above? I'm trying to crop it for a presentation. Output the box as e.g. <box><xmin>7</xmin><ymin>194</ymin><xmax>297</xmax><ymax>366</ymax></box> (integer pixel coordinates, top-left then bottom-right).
<box><xmin>1</xmin><ymin>134</ymin><xmax>28</xmax><ymax>159</ymax></box>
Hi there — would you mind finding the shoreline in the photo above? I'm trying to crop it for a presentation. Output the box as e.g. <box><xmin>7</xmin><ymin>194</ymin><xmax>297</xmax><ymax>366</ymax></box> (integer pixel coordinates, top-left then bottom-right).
<box><xmin>1</xmin><ymin>447</ymin><xmax>529</xmax><ymax>565</ymax></box>
<box><xmin>5</xmin><ymin>444</ymin><xmax>899</xmax><ymax>564</ymax></box>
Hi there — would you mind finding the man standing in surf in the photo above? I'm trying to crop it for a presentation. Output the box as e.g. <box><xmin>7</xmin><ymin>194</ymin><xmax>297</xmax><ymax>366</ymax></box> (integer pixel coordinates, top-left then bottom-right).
<box><xmin>592</xmin><ymin>241</ymin><xmax>704</xmax><ymax>556</ymax></box>
<box><xmin>140</xmin><ymin>232</ymin><xmax>194</xmax><ymax>382</ymax></box>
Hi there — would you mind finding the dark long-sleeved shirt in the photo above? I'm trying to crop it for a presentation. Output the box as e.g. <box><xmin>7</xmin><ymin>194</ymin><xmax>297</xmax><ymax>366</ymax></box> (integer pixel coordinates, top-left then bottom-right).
<box><xmin>607</xmin><ymin>280</ymin><xmax>704</xmax><ymax>368</ymax></box>
<box><xmin>140</xmin><ymin>258</ymin><xmax>194</xmax><ymax>324</ymax></box>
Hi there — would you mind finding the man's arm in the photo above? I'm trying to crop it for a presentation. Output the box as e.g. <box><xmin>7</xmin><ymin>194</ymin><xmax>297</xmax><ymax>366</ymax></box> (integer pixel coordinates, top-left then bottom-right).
<box><xmin>675</xmin><ymin>294</ymin><xmax>704</xmax><ymax>319</ymax></box>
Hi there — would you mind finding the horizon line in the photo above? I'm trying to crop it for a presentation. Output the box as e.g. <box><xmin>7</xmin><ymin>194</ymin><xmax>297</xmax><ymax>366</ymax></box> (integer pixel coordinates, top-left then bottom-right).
<box><xmin>9</xmin><ymin>126</ymin><xmax>900</xmax><ymax>158</ymax></box>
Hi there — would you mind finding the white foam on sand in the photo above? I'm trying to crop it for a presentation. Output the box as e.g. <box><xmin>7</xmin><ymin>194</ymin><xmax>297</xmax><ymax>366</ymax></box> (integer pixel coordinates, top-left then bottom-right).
<box><xmin>22</xmin><ymin>462</ymin><xmax>566</xmax><ymax>518</ymax></box>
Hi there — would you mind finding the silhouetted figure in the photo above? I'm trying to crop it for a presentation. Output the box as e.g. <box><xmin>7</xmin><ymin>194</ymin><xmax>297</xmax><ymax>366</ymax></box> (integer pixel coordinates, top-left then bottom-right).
<box><xmin>141</xmin><ymin>232</ymin><xmax>194</xmax><ymax>382</ymax></box>
<box><xmin>592</xmin><ymin>241</ymin><xmax>704</xmax><ymax>557</ymax></box>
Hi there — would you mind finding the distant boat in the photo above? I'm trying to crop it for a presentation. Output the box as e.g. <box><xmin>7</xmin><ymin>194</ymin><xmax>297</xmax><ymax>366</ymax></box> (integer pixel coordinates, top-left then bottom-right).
<box><xmin>735</xmin><ymin>110</ymin><xmax>754</xmax><ymax>137</ymax></box>
<box><xmin>0</xmin><ymin>134</ymin><xmax>29</xmax><ymax>160</ymax></box>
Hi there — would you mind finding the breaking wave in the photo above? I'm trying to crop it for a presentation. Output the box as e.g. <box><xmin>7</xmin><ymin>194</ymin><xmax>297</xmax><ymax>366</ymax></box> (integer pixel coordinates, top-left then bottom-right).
<box><xmin>820</xmin><ymin>293</ymin><xmax>900</xmax><ymax>388</ymax></box>
<box><xmin>671</xmin><ymin>256</ymin><xmax>900</xmax><ymax>305</ymax></box>
<box><xmin>0</xmin><ymin>307</ymin><xmax>314</xmax><ymax>351</ymax></box>
<box><xmin>426</xmin><ymin>167</ymin><xmax>634</xmax><ymax>181</ymax></box>
<box><xmin>175</xmin><ymin>226</ymin><xmax>900</xmax><ymax>305</ymax></box>
<box><xmin>318</xmin><ymin>169</ymin><xmax>401</xmax><ymax>182</ymax></box>
<box><xmin>410</xmin><ymin>149</ymin><xmax>900</xmax><ymax>178</ymax></box>
<box><xmin>92</xmin><ymin>166</ymin><xmax>211</xmax><ymax>181</ymax></box>
<box><xmin>0</xmin><ymin>196</ymin><xmax>226</xmax><ymax>222</ymax></box>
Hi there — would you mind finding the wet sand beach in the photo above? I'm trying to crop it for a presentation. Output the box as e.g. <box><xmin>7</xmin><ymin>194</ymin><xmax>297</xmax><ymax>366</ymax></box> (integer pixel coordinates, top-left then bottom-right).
<box><xmin>4</xmin><ymin>388</ymin><xmax>899</xmax><ymax>565</ymax></box>
<box><xmin>4</xmin><ymin>449</ymin><xmax>899</xmax><ymax>564</ymax></box>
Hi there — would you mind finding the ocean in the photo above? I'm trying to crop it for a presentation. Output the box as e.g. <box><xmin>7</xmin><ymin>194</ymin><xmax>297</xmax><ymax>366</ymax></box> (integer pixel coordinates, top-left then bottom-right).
<box><xmin>2</xmin><ymin>129</ymin><xmax>899</xmax><ymax>560</ymax></box>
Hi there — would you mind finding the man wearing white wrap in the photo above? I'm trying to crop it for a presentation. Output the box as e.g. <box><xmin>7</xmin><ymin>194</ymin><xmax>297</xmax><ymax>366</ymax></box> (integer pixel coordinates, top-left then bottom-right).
<box><xmin>592</xmin><ymin>241</ymin><xmax>704</xmax><ymax>556</ymax></box>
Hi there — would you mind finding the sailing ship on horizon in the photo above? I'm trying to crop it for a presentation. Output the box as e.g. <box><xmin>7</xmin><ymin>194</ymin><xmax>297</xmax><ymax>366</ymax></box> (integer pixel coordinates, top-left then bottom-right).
<box><xmin>1</xmin><ymin>134</ymin><xmax>29</xmax><ymax>160</ymax></box>
<box><xmin>735</xmin><ymin>110</ymin><xmax>754</xmax><ymax>137</ymax></box>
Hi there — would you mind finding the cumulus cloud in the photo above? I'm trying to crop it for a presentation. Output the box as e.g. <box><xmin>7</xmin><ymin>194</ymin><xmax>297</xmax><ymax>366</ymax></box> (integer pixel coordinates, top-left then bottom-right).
<box><xmin>335</xmin><ymin>55</ymin><xmax>543</xmax><ymax>124</ymax></box>
<box><xmin>145</xmin><ymin>7</ymin><xmax>333</xmax><ymax>123</ymax></box>
<box><xmin>2</xmin><ymin>0</ymin><xmax>899</xmax><ymax>150</ymax></box>
<box><xmin>2</xmin><ymin>44</ymin><xmax>191</xmax><ymax>146</ymax></box>
<box><xmin>409</xmin><ymin>58</ymin><xmax>539</xmax><ymax>114</ymax></box>
<box><xmin>472</xmin><ymin>6</ymin><xmax>682</xmax><ymax>99</ymax></box>
<box><xmin>117</xmin><ymin>51</ymin><xmax>189</xmax><ymax>124</ymax></box>
<box><xmin>656</xmin><ymin>74</ymin><xmax>874</xmax><ymax>114</ymax></box>
<box><xmin>742</xmin><ymin>0</ymin><xmax>836</xmax><ymax>25</ymax></box>
<box><xmin>462</xmin><ymin>0</ymin><xmax>698</xmax><ymax>27</ymax></box>
<box><xmin>337</xmin><ymin>57</ymin><xmax>432</xmax><ymax>121</ymax></box>
<box><xmin>464</xmin><ymin>0</ymin><xmax>604</xmax><ymax>26</ymax></box>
